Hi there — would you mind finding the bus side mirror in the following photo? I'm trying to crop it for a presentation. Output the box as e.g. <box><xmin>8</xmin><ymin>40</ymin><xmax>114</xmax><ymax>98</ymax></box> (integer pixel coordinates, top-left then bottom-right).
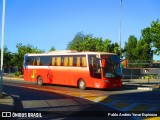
<box><xmin>101</xmin><ymin>58</ymin><xmax>106</xmax><ymax>67</ymax></box>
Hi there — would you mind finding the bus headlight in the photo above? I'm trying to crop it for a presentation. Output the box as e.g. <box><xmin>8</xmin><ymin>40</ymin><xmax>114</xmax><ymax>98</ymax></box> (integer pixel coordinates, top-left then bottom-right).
<box><xmin>104</xmin><ymin>80</ymin><xmax>109</xmax><ymax>83</ymax></box>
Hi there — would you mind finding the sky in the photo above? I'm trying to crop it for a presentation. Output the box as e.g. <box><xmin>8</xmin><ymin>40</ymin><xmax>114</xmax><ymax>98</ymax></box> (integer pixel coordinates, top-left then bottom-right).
<box><xmin>0</xmin><ymin>0</ymin><xmax>160</xmax><ymax>60</ymax></box>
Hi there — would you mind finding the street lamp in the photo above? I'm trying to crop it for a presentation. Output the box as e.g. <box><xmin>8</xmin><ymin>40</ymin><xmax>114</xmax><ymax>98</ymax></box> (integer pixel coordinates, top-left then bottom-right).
<box><xmin>0</xmin><ymin>0</ymin><xmax>6</xmax><ymax>97</ymax></box>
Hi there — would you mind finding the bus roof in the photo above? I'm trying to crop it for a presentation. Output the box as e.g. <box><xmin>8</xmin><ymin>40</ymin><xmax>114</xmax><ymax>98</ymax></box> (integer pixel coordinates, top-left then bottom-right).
<box><xmin>25</xmin><ymin>50</ymin><xmax>117</xmax><ymax>56</ymax></box>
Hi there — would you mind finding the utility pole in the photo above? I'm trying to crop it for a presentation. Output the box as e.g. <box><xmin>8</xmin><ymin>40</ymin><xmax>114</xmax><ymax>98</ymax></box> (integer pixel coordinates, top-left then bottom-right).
<box><xmin>0</xmin><ymin>0</ymin><xmax>6</xmax><ymax>97</ymax></box>
<box><xmin>119</xmin><ymin>0</ymin><xmax>122</xmax><ymax>50</ymax></box>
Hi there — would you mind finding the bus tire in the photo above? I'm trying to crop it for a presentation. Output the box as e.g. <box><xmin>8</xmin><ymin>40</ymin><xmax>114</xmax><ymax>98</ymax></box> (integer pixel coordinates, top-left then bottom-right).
<box><xmin>78</xmin><ymin>79</ymin><xmax>86</xmax><ymax>90</ymax></box>
<box><xmin>37</xmin><ymin>76</ymin><xmax>43</xmax><ymax>86</ymax></box>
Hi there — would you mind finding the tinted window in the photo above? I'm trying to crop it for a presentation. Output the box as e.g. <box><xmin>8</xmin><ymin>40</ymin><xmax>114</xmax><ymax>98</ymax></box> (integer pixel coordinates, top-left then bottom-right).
<box><xmin>26</xmin><ymin>56</ymin><xmax>40</xmax><ymax>66</ymax></box>
<box><xmin>25</xmin><ymin>55</ymin><xmax>87</xmax><ymax>67</ymax></box>
<box><xmin>88</xmin><ymin>55</ymin><xmax>101</xmax><ymax>79</ymax></box>
<box><xmin>40</xmin><ymin>56</ymin><xmax>52</xmax><ymax>66</ymax></box>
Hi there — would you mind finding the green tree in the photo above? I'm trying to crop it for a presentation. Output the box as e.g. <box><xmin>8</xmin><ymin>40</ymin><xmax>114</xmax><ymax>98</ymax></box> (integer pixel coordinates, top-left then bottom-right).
<box><xmin>141</xmin><ymin>27</ymin><xmax>153</xmax><ymax>59</ymax></box>
<box><xmin>135</xmin><ymin>39</ymin><xmax>151</xmax><ymax>60</ymax></box>
<box><xmin>14</xmin><ymin>43</ymin><xmax>43</xmax><ymax>74</ymax></box>
<box><xmin>124</xmin><ymin>35</ymin><xmax>153</xmax><ymax>67</ymax></box>
<box><xmin>49</xmin><ymin>46</ymin><xmax>56</xmax><ymax>52</ymax></box>
<box><xmin>3</xmin><ymin>46</ymin><xmax>15</xmax><ymax>67</ymax></box>
<box><xmin>94</xmin><ymin>38</ymin><xmax>104</xmax><ymax>51</ymax></box>
<box><xmin>101</xmin><ymin>38</ymin><xmax>112</xmax><ymax>52</ymax></box>
<box><xmin>67</xmin><ymin>32</ymin><xmax>122</xmax><ymax>55</ymax></box>
<box><xmin>124</xmin><ymin>35</ymin><xmax>138</xmax><ymax>60</ymax></box>
<box><xmin>67</xmin><ymin>32</ymin><xmax>85</xmax><ymax>52</ymax></box>
<box><xmin>0</xmin><ymin>46</ymin><xmax>16</xmax><ymax>73</ymax></box>
<box><xmin>135</xmin><ymin>38</ymin><xmax>152</xmax><ymax>67</ymax></box>
<box><xmin>150</xmin><ymin>20</ymin><xmax>160</xmax><ymax>55</ymax></box>
<box><xmin>82</xmin><ymin>34</ymin><xmax>95</xmax><ymax>51</ymax></box>
<box><xmin>141</xmin><ymin>27</ymin><xmax>152</xmax><ymax>44</ymax></box>
<box><xmin>141</xmin><ymin>19</ymin><xmax>160</xmax><ymax>55</ymax></box>
<box><xmin>111</xmin><ymin>42</ymin><xmax>121</xmax><ymax>56</ymax></box>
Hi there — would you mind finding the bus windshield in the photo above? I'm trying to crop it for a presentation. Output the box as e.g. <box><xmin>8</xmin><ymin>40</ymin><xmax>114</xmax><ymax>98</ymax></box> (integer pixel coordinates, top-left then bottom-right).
<box><xmin>102</xmin><ymin>55</ymin><xmax>122</xmax><ymax>78</ymax></box>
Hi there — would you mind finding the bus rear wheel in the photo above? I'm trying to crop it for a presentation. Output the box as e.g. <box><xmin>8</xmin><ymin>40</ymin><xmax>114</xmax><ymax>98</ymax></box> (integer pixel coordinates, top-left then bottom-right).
<box><xmin>37</xmin><ymin>76</ymin><xmax>43</xmax><ymax>86</ymax></box>
<box><xmin>78</xmin><ymin>79</ymin><xmax>86</xmax><ymax>90</ymax></box>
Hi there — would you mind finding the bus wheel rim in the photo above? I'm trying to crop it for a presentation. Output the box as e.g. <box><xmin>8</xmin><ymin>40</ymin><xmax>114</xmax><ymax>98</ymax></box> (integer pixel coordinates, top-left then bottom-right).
<box><xmin>38</xmin><ymin>77</ymin><xmax>42</xmax><ymax>84</ymax></box>
<box><xmin>80</xmin><ymin>81</ymin><xmax>84</xmax><ymax>88</ymax></box>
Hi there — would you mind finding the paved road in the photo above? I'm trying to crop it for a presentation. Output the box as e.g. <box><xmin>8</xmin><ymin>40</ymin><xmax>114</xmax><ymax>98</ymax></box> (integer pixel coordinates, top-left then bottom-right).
<box><xmin>2</xmin><ymin>78</ymin><xmax>160</xmax><ymax>119</ymax></box>
<box><xmin>2</xmin><ymin>79</ymin><xmax>135</xmax><ymax>120</ymax></box>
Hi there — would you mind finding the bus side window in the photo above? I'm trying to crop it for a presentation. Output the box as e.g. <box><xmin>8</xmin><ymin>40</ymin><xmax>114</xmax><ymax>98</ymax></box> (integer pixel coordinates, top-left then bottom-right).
<box><xmin>77</xmin><ymin>57</ymin><xmax>81</xmax><ymax>67</ymax></box>
<box><xmin>63</xmin><ymin>57</ymin><xmax>68</xmax><ymax>66</ymax></box>
<box><xmin>88</xmin><ymin>56</ymin><xmax>94</xmax><ymax>77</ymax></box>
<box><xmin>94</xmin><ymin>58</ymin><xmax>101</xmax><ymax>73</ymax></box>
<box><xmin>61</xmin><ymin>57</ymin><xmax>64</xmax><ymax>66</ymax></box>
<box><xmin>73</xmin><ymin>57</ymin><xmax>76</xmax><ymax>66</ymax></box>
<box><xmin>26</xmin><ymin>60</ymin><xmax>30</xmax><ymax>65</ymax></box>
<box><xmin>26</xmin><ymin>57</ymin><xmax>31</xmax><ymax>65</ymax></box>
<box><xmin>82</xmin><ymin>56</ymin><xmax>87</xmax><ymax>67</ymax></box>
<box><xmin>32</xmin><ymin>59</ymin><xmax>36</xmax><ymax>65</ymax></box>
<box><xmin>92</xmin><ymin>57</ymin><xmax>94</xmax><ymax>66</ymax></box>
<box><xmin>56</xmin><ymin>57</ymin><xmax>61</xmax><ymax>66</ymax></box>
<box><xmin>69</xmin><ymin>57</ymin><xmax>73</xmax><ymax>66</ymax></box>
<box><xmin>52</xmin><ymin>57</ymin><xmax>56</xmax><ymax>66</ymax></box>
<box><xmin>37</xmin><ymin>58</ymin><xmax>40</xmax><ymax>66</ymax></box>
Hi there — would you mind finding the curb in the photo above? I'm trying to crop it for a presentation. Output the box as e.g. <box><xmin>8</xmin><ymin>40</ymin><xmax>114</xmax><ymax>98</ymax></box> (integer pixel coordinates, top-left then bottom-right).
<box><xmin>137</xmin><ymin>87</ymin><xmax>160</xmax><ymax>91</ymax></box>
<box><xmin>3</xmin><ymin>76</ymin><xmax>24</xmax><ymax>80</ymax></box>
<box><xmin>137</xmin><ymin>87</ymin><xmax>153</xmax><ymax>91</ymax></box>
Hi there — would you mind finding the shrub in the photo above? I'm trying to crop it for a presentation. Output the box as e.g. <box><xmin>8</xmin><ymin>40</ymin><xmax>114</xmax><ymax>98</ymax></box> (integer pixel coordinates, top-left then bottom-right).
<box><xmin>14</xmin><ymin>71</ymin><xmax>21</xmax><ymax>77</ymax></box>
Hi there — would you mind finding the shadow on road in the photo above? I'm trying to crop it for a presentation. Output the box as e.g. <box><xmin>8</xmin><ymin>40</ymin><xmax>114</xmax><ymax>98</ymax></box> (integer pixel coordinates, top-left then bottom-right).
<box><xmin>3</xmin><ymin>84</ymin><xmax>135</xmax><ymax>120</ymax></box>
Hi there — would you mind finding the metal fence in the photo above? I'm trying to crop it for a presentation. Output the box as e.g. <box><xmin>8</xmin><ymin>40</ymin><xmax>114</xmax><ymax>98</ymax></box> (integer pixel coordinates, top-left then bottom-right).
<box><xmin>122</xmin><ymin>68</ymin><xmax>160</xmax><ymax>79</ymax></box>
<box><xmin>127</xmin><ymin>60</ymin><xmax>160</xmax><ymax>68</ymax></box>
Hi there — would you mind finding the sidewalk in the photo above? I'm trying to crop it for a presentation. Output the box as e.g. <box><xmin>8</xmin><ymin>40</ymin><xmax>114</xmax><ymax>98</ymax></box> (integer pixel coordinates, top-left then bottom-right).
<box><xmin>0</xmin><ymin>92</ymin><xmax>14</xmax><ymax>112</ymax></box>
<box><xmin>123</xmin><ymin>79</ymin><xmax>160</xmax><ymax>91</ymax></box>
<box><xmin>0</xmin><ymin>76</ymin><xmax>21</xmax><ymax>114</ymax></box>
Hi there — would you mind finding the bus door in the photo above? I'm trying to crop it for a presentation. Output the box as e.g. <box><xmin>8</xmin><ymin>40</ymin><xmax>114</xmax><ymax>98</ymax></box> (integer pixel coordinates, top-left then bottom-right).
<box><xmin>88</xmin><ymin>55</ymin><xmax>102</xmax><ymax>79</ymax></box>
<box><xmin>88</xmin><ymin>55</ymin><xmax>102</xmax><ymax>87</ymax></box>
<box><xmin>23</xmin><ymin>55</ymin><xmax>29</xmax><ymax>81</ymax></box>
<box><xmin>23</xmin><ymin>55</ymin><xmax>36</xmax><ymax>81</ymax></box>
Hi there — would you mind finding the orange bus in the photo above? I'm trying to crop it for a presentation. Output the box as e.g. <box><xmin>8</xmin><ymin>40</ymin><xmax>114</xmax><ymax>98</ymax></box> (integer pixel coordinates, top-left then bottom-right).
<box><xmin>23</xmin><ymin>50</ymin><xmax>122</xmax><ymax>90</ymax></box>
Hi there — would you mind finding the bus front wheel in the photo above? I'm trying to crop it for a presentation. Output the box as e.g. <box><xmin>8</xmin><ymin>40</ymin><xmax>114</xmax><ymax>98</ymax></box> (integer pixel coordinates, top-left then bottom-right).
<box><xmin>78</xmin><ymin>79</ymin><xmax>86</xmax><ymax>90</ymax></box>
<box><xmin>37</xmin><ymin>76</ymin><xmax>43</xmax><ymax>86</ymax></box>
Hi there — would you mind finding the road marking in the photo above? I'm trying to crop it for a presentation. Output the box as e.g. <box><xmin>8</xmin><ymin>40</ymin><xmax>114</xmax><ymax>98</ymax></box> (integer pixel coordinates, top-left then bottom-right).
<box><xmin>128</xmin><ymin>103</ymin><xmax>151</xmax><ymax>111</ymax></box>
<box><xmin>106</xmin><ymin>100</ymin><xmax>120</xmax><ymax>105</ymax></box>
<box><xmin>100</xmin><ymin>98</ymin><xmax>115</xmax><ymax>103</ymax></box>
<box><xmin>144</xmin><ymin>117</ymin><xmax>160</xmax><ymax>120</ymax></box>
<box><xmin>122</xmin><ymin>103</ymin><xmax>138</xmax><ymax>111</ymax></box>
<box><xmin>4</xmin><ymin>83</ymin><xmax>160</xmax><ymax>119</ymax></box>
<box><xmin>93</xmin><ymin>96</ymin><xmax>107</xmax><ymax>102</ymax></box>
<box><xmin>112</xmin><ymin>101</ymin><xmax>132</xmax><ymax>109</ymax></box>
